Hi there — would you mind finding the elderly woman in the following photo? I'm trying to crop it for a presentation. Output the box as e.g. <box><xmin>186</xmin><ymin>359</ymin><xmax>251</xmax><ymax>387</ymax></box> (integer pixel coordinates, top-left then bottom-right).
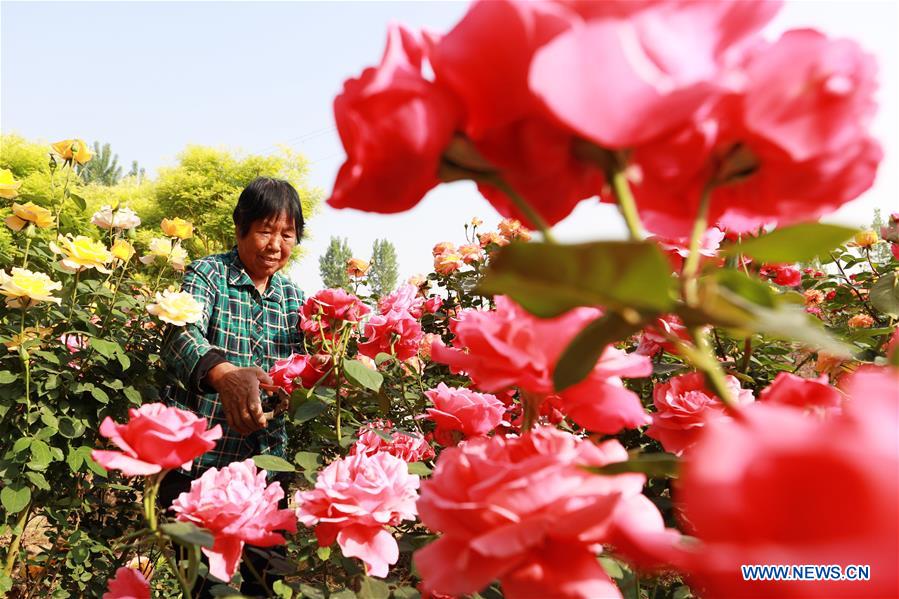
<box><xmin>158</xmin><ymin>176</ymin><xmax>305</xmax><ymax>595</ymax></box>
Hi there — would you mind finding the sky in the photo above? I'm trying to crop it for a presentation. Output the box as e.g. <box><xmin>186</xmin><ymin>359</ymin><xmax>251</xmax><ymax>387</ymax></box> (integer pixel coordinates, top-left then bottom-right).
<box><xmin>2</xmin><ymin>1</ymin><xmax>898</xmax><ymax>293</ymax></box>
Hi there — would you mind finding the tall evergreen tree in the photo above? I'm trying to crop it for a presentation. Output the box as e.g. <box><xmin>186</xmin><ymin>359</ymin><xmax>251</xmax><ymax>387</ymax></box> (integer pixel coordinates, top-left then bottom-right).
<box><xmin>369</xmin><ymin>238</ymin><xmax>398</xmax><ymax>299</ymax></box>
<box><xmin>319</xmin><ymin>236</ymin><xmax>353</xmax><ymax>290</ymax></box>
<box><xmin>80</xmin><ymin>142</ymin><xmax>123</xmax><ymax>185</ymax></box>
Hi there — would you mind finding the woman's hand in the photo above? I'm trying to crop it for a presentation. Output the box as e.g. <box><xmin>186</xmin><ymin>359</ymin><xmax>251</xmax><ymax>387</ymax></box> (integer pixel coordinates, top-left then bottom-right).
<box><xmin>206</xmin><ymin>363</ymin><xmax>273</xmax><ymax>434</ymax></box>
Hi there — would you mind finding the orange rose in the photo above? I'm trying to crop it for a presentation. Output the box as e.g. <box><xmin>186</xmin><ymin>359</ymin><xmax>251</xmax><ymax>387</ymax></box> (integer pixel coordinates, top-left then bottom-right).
<box><xmin>51</xmin><ymin>139</ymin><xmax>93</xmax><ymax>165</ymax></box>
<box><xmin>346</xmin><ymin>258</ymin><xmax>370</xmax><ymax>278</ymax></box>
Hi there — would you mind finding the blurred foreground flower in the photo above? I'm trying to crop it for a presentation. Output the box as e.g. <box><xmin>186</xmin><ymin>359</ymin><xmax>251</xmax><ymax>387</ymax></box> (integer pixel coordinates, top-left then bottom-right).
<box><xmin>0</xmin><ymin>267</ymin><xmax>62</xmax><ymax>308</ymax></box>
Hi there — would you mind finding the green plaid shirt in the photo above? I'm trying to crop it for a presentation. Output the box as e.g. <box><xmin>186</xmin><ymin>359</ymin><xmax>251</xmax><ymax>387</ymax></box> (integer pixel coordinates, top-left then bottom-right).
<box><xmin>162</xmin><ymin>247</ymin><xmax>305</xmax><ymax>472</ymax></box>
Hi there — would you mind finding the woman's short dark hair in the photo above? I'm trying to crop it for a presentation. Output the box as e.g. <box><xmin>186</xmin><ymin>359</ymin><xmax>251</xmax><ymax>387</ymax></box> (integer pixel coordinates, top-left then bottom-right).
<box><xmin>233</xmin><ymin>177</ymin><xmax>305</xmax><ymax>240</ymax></box>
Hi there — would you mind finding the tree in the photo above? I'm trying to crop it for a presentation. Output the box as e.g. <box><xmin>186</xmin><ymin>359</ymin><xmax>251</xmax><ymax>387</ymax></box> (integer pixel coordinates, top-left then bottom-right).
<box><xmin>152</xmin><ymin>145</ymin><xmax>322</xmax><ymax>255</ymax></box>
<box><xmin>127</xmin><ymin>160</ymin><xmax>146</xmax><ymax>183</ymax></box>
<box><xmin>319</xmin><ymin>236</ymin><xmax>352</xmax><ymax>290</ymax></box>
<box><xmin>80</xmin><ymin>142</ymin><xmax>123</xmax><ymax>185</ymax></box>
<box><xmin>369</xmin><ymin>238</ymin><xmax>398</xmax><ymax>298</ymax></box>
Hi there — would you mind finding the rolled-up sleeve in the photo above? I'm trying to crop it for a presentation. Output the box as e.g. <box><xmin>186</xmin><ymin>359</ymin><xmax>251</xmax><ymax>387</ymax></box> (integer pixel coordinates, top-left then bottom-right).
<box><xmin>163</xmin><ymin>266</ymin><xmax>225</xmax><ymax>392</ymax></box>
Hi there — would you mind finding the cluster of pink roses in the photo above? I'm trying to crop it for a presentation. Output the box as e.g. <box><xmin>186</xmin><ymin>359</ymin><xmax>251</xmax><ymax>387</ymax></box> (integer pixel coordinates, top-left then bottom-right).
<box><xmin>358</xmin><ymin>283</ymin><xmax>440</xmax><ymax>361</ymax></box>
<box><xmin>328</xmin><ymin>0</ymin><xmax>879</xmax><ymax>237</ymax></box>
<box><xmin>350</xmin><ymin>419</ymin><xmax>435</xmax><ymax>463</ymax></box>
<box><xmin>432</xmin><ymin>295</ymin><xmax>652</xmax><ymax>433</ymax></box>
<box><xmin>94</xmin><ymin>404</ymin><xmax>297</xmax><ymax>588</ymax></box>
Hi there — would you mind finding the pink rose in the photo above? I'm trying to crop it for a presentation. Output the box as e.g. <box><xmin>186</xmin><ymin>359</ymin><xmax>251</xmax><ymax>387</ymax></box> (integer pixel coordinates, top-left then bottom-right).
<box><xmin>629</xmin><ymin>29</ymin><xmax>881</xmax><ymax>236</ymax></box>
<box><xmin>296</xmin><ymin>452</ymin><xmax>419</xmax><ymax>578</ymax></box>
<box><xmin>268</xmin><ymin>353</ymin><xmax>332</xmax><ymax>394</ymax></box>
<box><xmin>91</xmin><ymin>403</ymin><xmax>222</xmax><ymax>476</ymax></box>
<box><xmin>414</xmin><ymin>426</ymin><xmax>667</xmax><ymax>598</ymax></box>
<box><xmin>358</xmin><ymin>312</ymin><xmax>423</xmax><ymax>361</ymax></box>
<box><xmin>300</xmin><ymin>288</ymin><xmax>370</xmax><ymax>345</ymax></box>
<box><xmin>618</xmin><ymin>367</ymin><xmax>899</xmax><ymax>598</ymax></box>
<box><xmin>431</xmin><ymin>296</ymin><xmax>651</xmax><ymax>433</ymax></box>
<box><xmin>350</xmin><ymin>420</ymin><xmax>435</xmax><ymax>463</ymax></box>
<box><xmin>759</xmin><ymin>372</ymin><xmax>842</xmax><ymax>415</ymax></box>
<box><xmin>430</xmin><ymin>0</ymin><xmax>601</xmax><ymax>228</ymax></box>
<box><xmin>531</xmin><ymin>0</ymin><xmax>780</xmax><ymax>148</ymax></box>
<box><xmin>328</xmin><ymin>24</ymin><xmax>460</xmax><ymax>214</ymax></box>
<box><xmin>646</xmin><ymin>372</ymin><xmax>754</xmax><ymax>455</ymax></box>
<box><xmin>171</xmin><ymin>459</ymin><xmax>297</xmax><ymax>582</ymax></box>
<box><xmin>423</xmin><ymin>383</ymin><xmax>505</xmax><ymax>445</ymax></box>
<box><xmin>103</xmin><ymin>567</ymin><xmax>150</xmax><ymax>599</ymax></box>
<box><xmin>378</xmin><ymin>284</ymin><xmax>425</xmax><ymax>318</ymax></box>
<box><xmin>423</xmin><ymin>295</ymin><xmax>443</xmax><ymax>314</ymax></box>
<box><xmin>60</xmin><ymin>333</ymin><xmax>87</xmax><ymax>353</ymax></box>
<box><xmin>635</xmin><ymin>315</ymin><xmax>692</xmax><ymax>357</ymax></box>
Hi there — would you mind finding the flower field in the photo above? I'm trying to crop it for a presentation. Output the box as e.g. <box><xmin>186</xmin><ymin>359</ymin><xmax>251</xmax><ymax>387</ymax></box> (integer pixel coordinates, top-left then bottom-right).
<box><xmin>2</xmin><ymin>1</ymin><xmax>899</xmax><ymax>598</ymax></box>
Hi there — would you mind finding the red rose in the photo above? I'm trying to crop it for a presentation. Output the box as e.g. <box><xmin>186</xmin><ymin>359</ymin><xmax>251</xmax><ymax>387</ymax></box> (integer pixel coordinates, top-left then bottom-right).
<box><xmin>328</xmin><ymin>24</ymin><xmax>460</xmax><ymax>213</ymax></box>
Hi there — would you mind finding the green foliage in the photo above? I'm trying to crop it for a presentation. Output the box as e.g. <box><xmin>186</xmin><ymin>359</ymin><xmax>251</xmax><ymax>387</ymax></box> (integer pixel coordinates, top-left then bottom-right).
<box><xmin>152</xmin><ymin>145</ymin><xmax>322</xmax><ymax>256</ymax></box>
<box><xmin>723</xmin><ymin>223</ymin><xmax>858</xmax><ymax>263</ymax></box>
<box><xmin>368</xmin><ymin>239</ymin><xmax>398</xmax><ymax>299</ymax></box>
<box><xmin>79</xmin><ymin>142</ymin><xmax>124</xmax><ymax>186</ymax></box>
<box><xmin>320</xmin><ymin>236</ymin><xmax>353</xmax><ymax>290</ymax></box>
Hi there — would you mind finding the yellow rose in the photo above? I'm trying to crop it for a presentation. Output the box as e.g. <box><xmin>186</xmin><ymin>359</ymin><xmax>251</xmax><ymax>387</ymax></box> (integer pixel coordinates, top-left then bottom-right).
<box><xmin>51</xmin><ymin>139</ymin><xmax>93</xmax><ymax>165</ymax></box>
<box><xmin>111</xmin><ymin>239</ymin><xmax>136</xmax><ymax>262</ymax></box>
<box><xmin>168</xmin><ymin>244</ymin><xmax>189</xmax><ymax>271</ymax></box>
<box><xmin>852</xmin><ymin>230</ymin><xmax>879</xmax><ymax>248</ymax></box>
<box><xmin>160</xmin><ymin>217</ymin><xmax>194</xmax><ymax>239</ymax></box>
<box><xmin>139</xmin><ymin>237</ymin><xmax>173</xmax><ymax>265</ymax></box>
<box><xmin>470</xmin><ymin>217</ymin><xmax>483</xmax><ymax>227</ymax></box>
<box><xmin>0</xmin><ymin>168</ymin><xmax>22</xmax><ymax>200</ymax></box>
<box><xmin>50</xmin><ymin>235</ymin><xmax>113</xmax><ymax>273</ymax></box>
<box><xmin>0</xmin><ymin>268</ymin><xmax>63</xmax><ymax>308</ymax></box>
<box><xmin>5</xmin><ymin>202</ymin><xmax>54</xmax><ymax>231</ymax></box>
<box><xmin>346</xmin><ymin>258</ymin><xmax>370</xmax><ymax>278</ymax></box>
<box><xmin>146</xmin><ymin>290</ymin><xmax>203</xmax><ymax>326</ymax></box>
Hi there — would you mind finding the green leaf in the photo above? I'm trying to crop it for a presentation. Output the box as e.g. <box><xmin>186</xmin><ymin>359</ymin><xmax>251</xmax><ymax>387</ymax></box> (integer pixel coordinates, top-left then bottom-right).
<box><xmin>685</xmin><ymin>273</ymin><xmax>855</xmax><ymax>358</ymax></box>
<box><xmin>29</xmin><ymin>439</ymin><xmax>52</xmax><ymax>467</ymax></box>
<box><xmin>479</xmin><ymin>241</ymin><xmax>675</xmax><ymax>317</ymax></box>
<box><xmin>553</xmin><ymin>311</ymin><xmax>649</xmax><ymax>392</ymax></box>
<box><xmin>392</xmin><ymin>587</ymin><xmax>421</xmax><ymax>599</ymax></box>
<box><xmin>292</xmin><ymin>400</ymin><xmax>327</xmax><ymax>424</ymax></box>
<box><xmin>25</xmin><ymin>471</ymin><xmax>50</xmax><ymax>491</ymax></box>
<box><xmin>299</xmin><ymin>584</ymin><xmax>326</xmax><ymax>599</ymax></box>
<box><xmin>273</xmin><ymin>580</ymin><xmax>294</xmax><ymax>599</ymax></box>
<box><xmin>1</xmin><ymin>484</ymin><xmax>31</xmax><ymax>514</ymax></box>
<box><xmin>89</xmin><ymin>338</ymin><xmax>120</xmax><ymax>358</ymax></box>
<box><xmin>252</xmin><ymin>454</ymin><xmax>295</xmax><ymax>473</ymax></box>
<box><xmin>599</xmin><ymin>556</ymin><xmax>625</xmax><ymax>580</ymax></box>
<box><xmin>870</xmin><ymin>271</ymin><xmax>899</xmax><ymax>317</ymax></box>
<box><xmin>315</xmin><ymin>546</ymin><xmax>331</xmax><ymax>561</ymax></box>
<box><xmin>358</xmin><ymin>577</ymin><xmax>390</xmax><ymax>599</ymax></box>
<box><xmin>12</xmin><ymin>436</ymin><xmax>32</xmax><ymax>454</ymax></box>
<box><xmin>69</xmin><ymin>192</ymin><xmax>87</xmax><ymax>212</ymax></box>
<box><xmin>724</xmin><ymin>223</ymin><xmax>858</xmax><ymax>262</ymax></box>
<box><xmin>585</xmin><ymin>453</ymin><xmax>680</xmax><ymax>478</ymax></box>
<box><xmin>160</xmin><ymin>522</ymin><xmax>214</xmax><ymax>548</ymax></box>
<box><xmin>293</xmin><ymin>451</ymin><xmax>321</xmax><ymax>471</ymax></box>
<box><xmin>343</xmin><ymin>358</ymin><xmax>383</xmax><ymax>392</ymax></box>
<box><xmin>374</xmin><ymin>352</ymin><xmax>394</xmax><ymax>366</ymax></box>
<box><xmin>123</xmin><ymin>386</ymin><xmax>142</xmax><ymax>405</ymax></box>
<box><xmin>58</xmin><ymin>417</ymin><xmax>85</xmax><ymax>439</ymax></box>
<box><xmin>407</xmin><ymin>462</ymin><xmax>432</xmax><ymax>476</ymax></box>
<box><xmin>330</xmin><ymin>590</ymin><xmax>357</xmax><ymax>599</ymax></box>
<box><xmin>0</xmin><ymin>371</ymin><xmax>17</xmax><ymax>385</ymax></box>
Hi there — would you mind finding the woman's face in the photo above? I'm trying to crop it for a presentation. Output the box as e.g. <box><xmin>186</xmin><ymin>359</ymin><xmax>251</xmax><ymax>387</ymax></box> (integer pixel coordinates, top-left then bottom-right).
<box><xmin>236</xmin><ymin>212</ymin><xmax>297</xmax><ymax>286</ymax></box>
